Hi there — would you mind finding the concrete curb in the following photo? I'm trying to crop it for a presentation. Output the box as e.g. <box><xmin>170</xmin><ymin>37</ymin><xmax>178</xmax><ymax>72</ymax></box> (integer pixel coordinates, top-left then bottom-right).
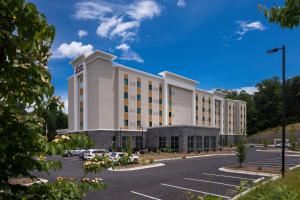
<box><xmin>219</xmin><ymin>167</ymin><xmax>279</xmax><ymax>177</ymax></box>
<box><xmin>155</xmin><ymin>153</ymin><xmax>236</xmax><ymax>162</ymax></box>
<box><xmin>256</xmin><ymin>149</ymin><xmax>300</xmax><ymax>154</ymax></box>
<box><xmin>108</xmin><ymin>163</ymin><xmax>165</xmax><ymax>172</ymax></box>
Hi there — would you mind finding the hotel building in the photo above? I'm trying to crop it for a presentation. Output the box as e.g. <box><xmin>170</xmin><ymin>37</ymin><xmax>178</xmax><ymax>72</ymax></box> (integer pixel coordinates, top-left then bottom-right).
<box><xmin>68</xmin><ymin>51</ymin><xmax>246</xmax><ymax>152</ymax></box>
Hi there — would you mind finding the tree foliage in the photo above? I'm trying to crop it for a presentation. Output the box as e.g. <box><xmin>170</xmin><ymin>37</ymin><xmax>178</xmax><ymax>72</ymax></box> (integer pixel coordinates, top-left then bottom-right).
<box><xmin>236</xmin><ymin>139</ymin><xmax>247</xmax><ymax>167</ymax></box>
<box><xmin>0</xmin><ymin>0</ymin><xmax>111</xmax><ymax>199</ymax></box>
<box><xmin>259</xmin><ymin>0</ymin><xmax>300</xmax><ymax>28</ymax></box>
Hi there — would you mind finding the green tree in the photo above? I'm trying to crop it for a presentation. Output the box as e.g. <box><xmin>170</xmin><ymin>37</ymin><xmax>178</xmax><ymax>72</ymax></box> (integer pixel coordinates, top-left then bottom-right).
<box><xmin>126</xmin><ymin>136</ymin><xmax>133</xmax><ymax>156</ymax></box>
<box><xmin>259</xmin><ymin>0</ymin><xmax>300</xmax><ymax>28</ymax></box>
<box><xmin>0</xmin><ymin>0</ymin><xmax>111</xmax><ymax>199</ymax></box>
<box><xmin>289</xmin><ymin>126</ymin><xmax>298</xmax><ymax>151</ymax></box>
<box><xmin>237</xmin><ymin>139</ymin><xmax>247</xmax><ymax>167</ymax></box>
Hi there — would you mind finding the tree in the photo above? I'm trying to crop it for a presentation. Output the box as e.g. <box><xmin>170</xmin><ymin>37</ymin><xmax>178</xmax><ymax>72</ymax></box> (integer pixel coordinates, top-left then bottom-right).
<box><xmin>259</xmin><ymin>0</ymin><xmax>300</xmax><ymax>28</ymax></box>
<box><xmin>0</xmin><ymin>1</ymin><xmax>111</xmax><ymax>199</ymax></box>
<box><xmin>236</xmin><ymin>139</ymin><xmax>247</xmax><ymax>167</ymax></box>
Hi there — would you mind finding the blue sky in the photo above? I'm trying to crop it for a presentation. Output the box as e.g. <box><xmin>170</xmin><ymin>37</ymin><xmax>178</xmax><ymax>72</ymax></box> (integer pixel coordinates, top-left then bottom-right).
<box><xmin>30</xmin><ymin>0</ymin><xmax>300</xmax><ymax>110</ymax></box>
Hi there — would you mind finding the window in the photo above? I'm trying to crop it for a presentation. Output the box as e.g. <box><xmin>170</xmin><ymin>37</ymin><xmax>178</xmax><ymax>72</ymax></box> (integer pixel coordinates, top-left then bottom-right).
<box><xmin>196</xmin><ymin>116</ymin><xmax>198</xmax><ymax>120</ymax></box>
<box><xmin>202</xmin><ymin>107</ymin><xmax>205</xmax><ymax>112</ymax></box>
<box><xmin>122</xmin><ymin>136</ymin><xmax>127</xmax><ymax>150</ymax></box>
<box><xmin>188</xmin><ymin>136</ymin><xmax>194</xmax><ymax>152</ymax></box>
<box><xmin>137</xmin><ymin>94</ymin><xmax>141</xmax><ymax>101</ymax></box>
<box><xmin>149</xmin><ymin>97</ymin><xmax>152</xmax><ymax>103</ymax></box>
<box><xmin>80</xmin><ymin>95</ymin><xmax>83</xmax><ymax>101</ymax></box>
<box><xmin>149</xmin><ymin>109</ymin><xmax>152</xmax><ymax>115</ymax></box>
<box><xmin>202</xmin><ymin>116</ymin><xmax>205</xmax><ymax>121</ymax></box>
<box><xmin>135</xmin><ymin>136</ymin><xmax>143</xmax><ymax>150</ymax></box>
<box><xmin>211</xmin><ymin>136</ymin><xmax>216</xmax><ymax>150</ymax></box>
<box><xmin>159</xmin><ymin>122</ymin><xmax>162</xmax><ymax>126</ymax></box>
<box><xmin>196</xmin><ymin>106</ymin><xmax>198</xmax><ymax>111</ymax></box>
<box><xmin>159</xmin><ymin>99</ymin><xmax>162</xmax><ymax>104</ymax></box>
<box><xmin>159</xmin><ymin>136</ymin><xmax>166</xmax><ymax>149</ymax></box>
<box><xmin>171</xmin><ymin>136</ymin><xmax>179</xmax><ymax>152</ymax></box>
<box><xmin>112</xmin><ymin>136</ymin><xmax>116</xmax><ymax>147</ymax></box>
<box><xmin>124</xmin><ymin>106</ymin><xmax>128</xmax><ymax>112</ymax></box>
<box><xmin>159</xmin><ymin>87</ymin><xmax>162</xmax><ymax>93</ymax></box>
<box><xmin>124</xmin><ymin>120</ymin><xmax>128</xmax><ymax>126</ymax></box>
<box><xmin>169</xmin><ymin>112</ymin><xmax>172</xmax><ymax>117</ymax></box>
<box><xmin>204</xmin><ymin>136</ymin><xmax>209</xmax><ymax>150</ymax></box>
<box><xmin>149</xmin><ymin>121</ymin><xmax>152</xmax><ymax>127</ymax></box>
<box><xmin>159</xmin><ymin>111</ymin><xmax>163</xmax><ymax>116</ymax></box>
<box><xmin>124</xmin><ymin>78</ymin><xmax>128</xmax><ymax>85</ymax></box>
<box><xmin>195</xmin><ymin>136</ymin><xmax>202</xmax><ymax>151</ymax></box>
<box><xmin>137</xmin><ymin>81</ymin><xmax>141</xmax><ymax>88</ymax></box>
<box><xmin>202</xmin><ymin>97</ymin><xmax>205</xmax><ymax>103</ymax></box>
<box><xmin>149</xmin><ymin>84</ymin><xmax>152</xmax><ymax>91</ymax></box>
<box><xmin>137</xmin><ymin>108</ymin><xmax>141</xmax><ymax>114</ymax></box>
<box><xmin>137</xmin><ymin>120</ymin><xmax>141</xmax><ymax>127</ymax></box>
<box><xmin>169</xmin><ymin>101</ymin><xmax>172</xmax><ymax>107</ymax></box>
<box><xmin>196</xmin><ymin>95</ymin><xmax>198</xmax><ymax>101</ymax></box>
<box><xmin>124</xmin><ymin>92</ymin><xmax>128</xmax><ymax>99</ymax></box>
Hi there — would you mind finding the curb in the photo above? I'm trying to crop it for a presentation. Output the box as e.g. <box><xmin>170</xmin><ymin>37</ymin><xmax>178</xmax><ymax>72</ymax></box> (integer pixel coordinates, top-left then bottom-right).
<box><xmin>155</xmin><ymin>153</ymin><xmax>236</xmax><ymax>162</ymax></box>
<box><xmin>219</xmin><ymin>167</ymin><xmax>279</xmax><ymax>177</ymax></box>
<box><xmin>108</xmin><ymin>163</ymin><xmax>165</xmax><ymax>171</ymax></box>
<box><xmin>256</xmin><ymin>149</ymin><xmax>300</xmax><ymax>154</ymax></box>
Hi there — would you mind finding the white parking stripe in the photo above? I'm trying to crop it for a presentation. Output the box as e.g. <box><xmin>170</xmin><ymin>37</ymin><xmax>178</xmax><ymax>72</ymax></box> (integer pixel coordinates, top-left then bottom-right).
<box><xmin>131</xmin><ymin>191</ymin><xmax>161</xmax><ymax>200</ymax></box>
<box><xmin>184</xmin><ymin>177</ymin><xmax>244</xmax><ymax>188</ymax></box>
<box><xmin>202</xmin><ymin>173</ymin><xmax>256</xmax><ymax>181</ymax></box>
<box><xmin>161</xmin><ymin>183</ymin><xmax>230</xmax><ymax>199</ymax></box>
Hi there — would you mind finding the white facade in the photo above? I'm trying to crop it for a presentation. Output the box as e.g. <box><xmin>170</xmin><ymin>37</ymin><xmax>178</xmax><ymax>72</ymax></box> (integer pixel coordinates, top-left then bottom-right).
<box><xmin>68</xmin><ymin>50</ymin><xmax>246</xmax><ymax>136</ymax></box>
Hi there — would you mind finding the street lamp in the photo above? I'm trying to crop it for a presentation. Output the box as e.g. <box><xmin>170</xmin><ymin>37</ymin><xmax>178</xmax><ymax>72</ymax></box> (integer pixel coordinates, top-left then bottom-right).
<box><xmin>266</xmin><ymin>45</ymin><xmax>286</xmax><ymax>177</ymax></box>
<box><xmin>119</xmin><ymin>127</ymin><xmax>122</xmax><ymax>150</ymax></box>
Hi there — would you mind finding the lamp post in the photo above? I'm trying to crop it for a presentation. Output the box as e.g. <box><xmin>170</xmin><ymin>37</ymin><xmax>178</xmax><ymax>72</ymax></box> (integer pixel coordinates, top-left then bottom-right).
<box><xmin>141</xmin><ymin>126</ymin><xmax>144</xmax><ymax>149</ymax></box>
<box><xmin>266</xmin><ymin>45</ymin><xmax>286</xmax><ymax>177</ymax></box>
<box><xmin>119</xmin><ymin>127</ymin><xmax>122</xmax><ymax>150</ymax></box>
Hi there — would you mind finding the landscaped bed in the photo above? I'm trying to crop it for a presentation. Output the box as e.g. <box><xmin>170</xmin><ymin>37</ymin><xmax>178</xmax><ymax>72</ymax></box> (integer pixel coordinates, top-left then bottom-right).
<box><xmin>226</xmin><ymin>165</ymin><xmax>281</xmax><ymax>174</ymax></box>
<box><xmin>238</xmin><ymin>166</ymin><xmax>300</xmax><ymax>200</ymax></box>
<box><xmin>138</xmin><ymin>148</ymin><xmax>234</xmax><ymax>161</ymax></box>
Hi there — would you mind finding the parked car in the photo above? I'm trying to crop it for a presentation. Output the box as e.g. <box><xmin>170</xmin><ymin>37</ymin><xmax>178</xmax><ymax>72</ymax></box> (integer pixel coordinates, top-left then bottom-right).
<box><xmin>64</xmin><ymin>149</ymin><xmax>86</xmax><ymax>157</ymax></box>
<box><xmin>109</xmin><ymin>152</ymin><xmax>139</xmax><ymax>164</ymax></box>
<box><xmin>83</xmin><ymin>149</ymin><xmax>109</xmax><ymax>160</ymax></box>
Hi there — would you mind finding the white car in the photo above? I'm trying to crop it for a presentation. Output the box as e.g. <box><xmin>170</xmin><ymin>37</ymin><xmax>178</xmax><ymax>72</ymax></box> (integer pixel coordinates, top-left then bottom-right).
<box><xmin>64</xmin><ymin>149</ymin><xmax>86</xmax><ymax>157</ymax></box>
<box><xmin>109</xmin><ymin>152</ymin><xmax>139</xmax><ymax>164</ymax></box>
<box><xmin>83</xmin><ymin>149</ymin><xmax>109</xmax><ymax>160</ymax></box>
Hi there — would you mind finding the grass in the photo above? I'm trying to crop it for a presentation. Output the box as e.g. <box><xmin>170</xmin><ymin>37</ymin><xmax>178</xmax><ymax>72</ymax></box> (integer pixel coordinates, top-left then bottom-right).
<box><xmin>238</xmin><ymin>167</ymin><xmax>300</xmax><ymax>200</ymax></box>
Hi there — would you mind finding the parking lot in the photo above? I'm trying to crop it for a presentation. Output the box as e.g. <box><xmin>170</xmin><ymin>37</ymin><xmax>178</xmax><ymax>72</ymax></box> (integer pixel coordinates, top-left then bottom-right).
<box><xmin>35</xmin><ymin>148</ymin><xmax>300</xmax><ymax>200</ymax></box>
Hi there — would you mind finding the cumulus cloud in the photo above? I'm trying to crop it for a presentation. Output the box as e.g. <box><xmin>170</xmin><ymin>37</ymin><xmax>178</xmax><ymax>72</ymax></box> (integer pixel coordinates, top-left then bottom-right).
<box><xmin>116</xmin><ymin>43</ymin><xmax>144</xmax><ymax>63</ymax></box>
<box><xmin>177</xmin><ymin>0</ymin><xmax>186</xmax><ymax>7</ymax></box>
<box><xmin>75</xmin><ymin>0</ymin><xmax>161</xmax><ymax>42</ymax></box>
<box><xmin>235</xmin><ymin>86</ymin><xmax>258</xmax><ymax>95</ymax></box>
<box><xmin>127</xmin><ymin>0</ymin><xmax>161</xmax><ymax>20</ymax></box>
<box><xmin>78</xmin><ymin>29</ymin><xmax>88</xmax><ymax>38</ymax></box>
<box><xmin>236</xmin><ymin>21</ymin><xmax>266</xmax><ymax>40</ymax></box>
<box><xmin>52</xmin><ymin>41</ymin><xmax>93</xmax><ymax>59</ymax></box>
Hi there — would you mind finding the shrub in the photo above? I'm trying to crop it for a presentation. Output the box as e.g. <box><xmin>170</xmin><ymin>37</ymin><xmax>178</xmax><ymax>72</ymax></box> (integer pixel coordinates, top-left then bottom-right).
<box><xmin>236</xmin><ymin>139</ymin><xmax>247</xmax><ymax>167</ymax></box>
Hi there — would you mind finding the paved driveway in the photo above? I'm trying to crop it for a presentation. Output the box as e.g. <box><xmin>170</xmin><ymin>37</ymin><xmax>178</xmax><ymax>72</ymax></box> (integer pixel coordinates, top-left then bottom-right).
<box><xmin>34</xmin><ymin>148</ymin><xmax>300</xmax><ymax>200</ymax></box>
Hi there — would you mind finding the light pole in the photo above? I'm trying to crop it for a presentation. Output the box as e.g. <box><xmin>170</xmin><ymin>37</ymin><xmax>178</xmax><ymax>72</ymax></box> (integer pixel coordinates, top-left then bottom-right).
<box><xmin>266</xmin><ymin>45</ymin><xmax>286</xmax><ymax>177</ymax></box>
<box><xmin>119</xmin><ymin>127</ymin><xmax>122</xmax><ymax>150</ymax></box>
<box><xmin>141</xmin><ymin>126</ymin><xmax>144</xmax><ymax>150</ymax></box>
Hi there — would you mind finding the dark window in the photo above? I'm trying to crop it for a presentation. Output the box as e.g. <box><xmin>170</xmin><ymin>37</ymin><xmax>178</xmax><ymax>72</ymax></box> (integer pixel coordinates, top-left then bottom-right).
<box><xmin>196</xmin><ymin>116</ymin><xmax>198</xmax><ymax>120</ymax></box>
<box><xmin>196</xmin><ymin>106</ymin><xmax>198</xmax><ymax>111</ymax></box>
<box><xmin>149</xmin><ymin>109</ymin><xmax>152</xmax><ymax>115</ymax></box>
<box><xmin>195</xmin><ymin>136</ymin><xmax>202</xmax><ymax>151</ymax></box>
<box><xmin>202</xmin><ymin>97</ymin><xmax>205</xmax><ymax>103</ymax></box>
<box><xmin>124</xmin><ymin>78</ymin><xmax>128</xmax><ymax>85</ymax></box>
<box><xmin>204</xmin><ymin>136</ymin><xmax>209</xmax><ymax>150</ymax></box>
<box><xmin>122</xmin><ymin>136</ymin><xmax>127</xmax><ymax>150</ymax></box>
<box><xmin>149</xmin><ymin>97</ymin><xmax>152</xmax><ymax>103</ymax></box>
<box><xmin>159</xmin><ymin>111</ymin><xmax>163</xmax><ymax>116</ymax></box>
<box><xmin>188</xmin><ymin>136</ymin><xmax>194</xmax><ymax>152</ymax></box>
<box><xmin>159</xmin><ymin>136</ymin><xmax>166</xmax><ymax>149</ymax></box>
<box><xmin>202</xmin><ymin>107</ymin><xmax>205</xmax><ymax>112</ymax></box>
<box><xmin>137</xmin><ymin>94</ymin><xmax>141</xmax><ymax>101</ymax></box>
<box><xmin>211</xmin><ymin>136</ymin><xmax>216</xmax><ymax>150</ymax></box>
<box><xmin>169</xmin><ymin>112</ymin><xmax>172</xmax><ymax>117</ymax></box>
<box><xmin>124</xmin><ymin>120</ymin><xmax>129</xmax><ymax>126</ymax></box>
<box><xmin>124</xmin><ymin>106</ymin><xmax>128</xmax><ymax>112</ymax></box>
<box><xmin>159</xmin><ymin>99</ymin><xmax>162</xmax><ymax>104</ymax></box>
<box><xmin>112</xmin><ymin>136</ymin><xmax>116</xmax><ymax>147</ymax></box>
<box><xmin>169</xmin><ymin>100</ymin><xmax>172</xmax><ymax>107</ymax></box>
<box><xmin>124</xmin><ymin>92</ymin><xmax>128</xmax><ymax>99</ymax></box>
<box><xmin>196</xmin><ymin>95</ymin><xmax>198</xmax><ymax>101</ymax></box>
<box><xmin>159</xmin><ymin>122</ymin><xmax>162</xmax><ymax>126</ymax></box>
<box><xmin>149</xmin><ymin>121</ymin><xmax>152</xmax><ymax>127</ymax></box>
<box><xmin>135</xmin><ymin>136</ymin><xmax>143</xmax><ymax>150</ymax></box>
<box><xmin>202</xmin><ymin>116</ymin><xmax>205</xmax><ymax>121</ymax></box>
<box><xmin>171</xmin><ymin>136</ymin><xmax>179</xmax><ymax>152</ymax></box>
<box><xmin>137</xmin><ymin>108</ymin><xmax>141</xmax><ymax>114</ymax></box>
<box><xmin>149</xmin><ymin>84</ymin><xmax>152</xmax><ymax>91</ymax></box>
<box><xmin>159</xmin><ymin>87</ymin><xmax>162</xmax><ymax>93</ymax></box>
<box><xmin>137</xmin><ymin>120</ymin><xmax>141</xmax><ymax>126</ymax></box>
<box><xmin>137</xmin><ymin>81</ymin><xmax>141</xmax><ymax>88</ymax></box>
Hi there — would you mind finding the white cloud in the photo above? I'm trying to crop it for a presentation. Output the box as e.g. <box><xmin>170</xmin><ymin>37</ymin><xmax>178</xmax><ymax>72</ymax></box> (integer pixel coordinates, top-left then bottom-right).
<box><xmin>116</xmin><ymin>43</ymin><xmax>144</xmax><ymax>63</ymax></box>
<box><xmin>74</xmin><ymin>1</ymin><xmax>112</xmax><ymax>20</ymax></box>
<box><xmin>235</xmin><ymin>86</ymin><xmax>258</xmax><ymax>95</ymax></box>
<box><xmin>177</xmin><ymin>0</ymin><xmax>186</xmax><ymax>7</ymax></box>
<box><xmin>78</xmin><ymin>29</ymin><xmax>88</xmax><ymax>38</ymax></box>
<box><xmin>236</xmin><ymin>21</ymin><xmax>266</xmax><ymax>40</ymax></box>
<box><xmin>127</xmin><ymin>0</ymin><xmax>161</xmax><ymax>20</ymax></box>
<box><xmin>52</xmin><ymin>41</ymin><xmax>93</xmax><ymax>59</ymax></box>
<box><xmin>96</xmin><ymin>16</ymin><xmax>122</xmax><ymax>38</ymax></box>
<box><xmin>110</xmin><ymin>21</ymin><xmax>140</xmax><ymax>39</ymax></box>
<box><xmin>116</xmin><ymin>43</ymin><xmax>130</xmax><ymax>51</ymax></box>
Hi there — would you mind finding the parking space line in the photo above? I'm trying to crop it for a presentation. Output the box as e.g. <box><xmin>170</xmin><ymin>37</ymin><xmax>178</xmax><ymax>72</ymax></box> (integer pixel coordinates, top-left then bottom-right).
<box><xmin>131</xmin><ymin>191</ymin><xmax>161</xmax><ymax>200</ymax></box>
<box><xmin>202</xmin><ymin>173</ymin><xmax>256</xmax><ymax>181</ymax></box>
<box><xmin>184</xmin><ymin>177</ymin><xmax>244</xmax><ymax>188</ymax></box>
<box><xmin>161</xmin><ymin>183</ymin><xmax>230</xmax><ymax>199</ymax></box>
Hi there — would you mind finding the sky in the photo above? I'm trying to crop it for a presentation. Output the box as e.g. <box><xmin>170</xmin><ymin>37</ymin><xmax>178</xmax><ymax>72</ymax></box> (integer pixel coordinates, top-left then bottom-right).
<box><xmin>30</xmin><ymin>0</ymin><xmax>300</xmax><ymax>112</ymax></box>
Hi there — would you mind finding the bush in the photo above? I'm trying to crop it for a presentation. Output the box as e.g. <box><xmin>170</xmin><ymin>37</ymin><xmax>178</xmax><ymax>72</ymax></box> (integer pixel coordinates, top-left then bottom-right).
<box><xmin>237</xmin><ymin>139</ymin><xmax>247</xmax><ymax>167</ymax></box>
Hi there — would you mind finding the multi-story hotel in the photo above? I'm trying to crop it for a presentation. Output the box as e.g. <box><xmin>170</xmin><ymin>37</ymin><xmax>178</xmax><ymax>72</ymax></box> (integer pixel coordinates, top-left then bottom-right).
<box><xmin>68</xmin><ymin>50</ymin><xmax>246</xmax><ymax>152</ymax></box>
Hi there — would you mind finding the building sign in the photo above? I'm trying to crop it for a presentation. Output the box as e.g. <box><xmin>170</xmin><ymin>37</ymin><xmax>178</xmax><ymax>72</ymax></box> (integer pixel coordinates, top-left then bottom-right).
<box><xmin>75</xmin><ymin>64</ymin><xmax>84</xmax><ymax>74</ymax></box>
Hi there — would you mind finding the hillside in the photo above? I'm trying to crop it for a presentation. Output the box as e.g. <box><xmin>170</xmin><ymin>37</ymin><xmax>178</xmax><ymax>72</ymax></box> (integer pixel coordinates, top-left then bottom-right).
<box><xmin>247</xmin><ymin>123</ymin><xmax>300</xmax><ymax>145</ymax></box>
